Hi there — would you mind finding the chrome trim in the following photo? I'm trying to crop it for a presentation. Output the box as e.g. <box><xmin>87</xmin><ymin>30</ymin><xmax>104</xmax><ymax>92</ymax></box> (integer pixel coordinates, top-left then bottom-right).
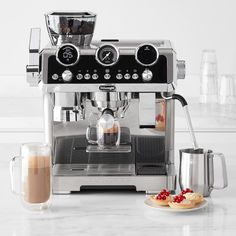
<box><xmin>39</xmin><ymin>82</ymin><xmax>175</xmax><ymax>93</ymax></box>
<box><xmin>135</xmin><ymin>43</ymin><xmax>159</xmax><ymax>66</ymax></box>
<box><xmin>95</xmin><ymin>44</ymin><xmax>120</xmax><ymax>67</ymax></box>
<box><xmin>56</xmin><ymin>43</ymin><xmax>80</xmax><ymax>66</ymax></box>
<box><xmin>45</xmin><ymin>11</ymin><xmax>96</xmax><ymax>18</ymax></box>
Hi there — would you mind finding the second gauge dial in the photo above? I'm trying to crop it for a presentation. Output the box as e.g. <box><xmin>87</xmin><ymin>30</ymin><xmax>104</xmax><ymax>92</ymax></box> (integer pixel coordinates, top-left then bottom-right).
<box><xmin>96</xmin><ymin>44</ymin><xmax>119</xmax><ymax>66</ymax></box>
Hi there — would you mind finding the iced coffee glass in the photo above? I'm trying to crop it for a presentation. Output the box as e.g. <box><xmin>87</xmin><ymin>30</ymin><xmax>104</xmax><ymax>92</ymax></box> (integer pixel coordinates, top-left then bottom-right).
<box><xmin>10</xmin><ymin>143</ymin><xmax>51</xmax><ymax>211</ymax></box>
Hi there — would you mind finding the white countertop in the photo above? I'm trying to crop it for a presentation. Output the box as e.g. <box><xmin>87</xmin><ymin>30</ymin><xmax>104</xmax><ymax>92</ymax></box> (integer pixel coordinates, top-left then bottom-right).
<box><xmin>0</xmin><ymin>151</ymin><xmax>235</xmax><ymax>236</ymax></box>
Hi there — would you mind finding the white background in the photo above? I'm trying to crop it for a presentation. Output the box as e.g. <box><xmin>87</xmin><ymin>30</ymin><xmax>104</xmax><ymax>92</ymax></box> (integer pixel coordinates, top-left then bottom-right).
<box><xmin>0</xmin><ymin>0</ymin><xmax>236</xmax><ymax>77</ymax></box>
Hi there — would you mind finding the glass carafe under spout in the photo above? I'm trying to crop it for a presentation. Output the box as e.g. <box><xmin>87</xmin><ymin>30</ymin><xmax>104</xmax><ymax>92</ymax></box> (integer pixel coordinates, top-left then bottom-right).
<box><xmin>86</xmin><ymin>108</ymin><xmax>131</xmax><ymax>153</ymax></box>
<box><xmin>86</xmin><ymin>108</ymin><xmax>121</xmax><ymax>148</ymax></box>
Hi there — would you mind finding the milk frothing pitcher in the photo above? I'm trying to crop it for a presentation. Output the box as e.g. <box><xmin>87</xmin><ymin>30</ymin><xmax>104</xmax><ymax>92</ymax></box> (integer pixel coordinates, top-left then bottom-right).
<box><xmin>179</xmin><ymin>148</ymin><xmax>228</xmax><ymax>197</ymax></box>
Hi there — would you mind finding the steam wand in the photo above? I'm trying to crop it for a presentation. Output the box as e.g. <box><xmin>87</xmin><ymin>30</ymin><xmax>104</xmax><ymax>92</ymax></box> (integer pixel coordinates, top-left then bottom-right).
<box><xmin>161</xmin><ymin>93</ymin><xmax>199</xmax><ymax>150</ymax></box>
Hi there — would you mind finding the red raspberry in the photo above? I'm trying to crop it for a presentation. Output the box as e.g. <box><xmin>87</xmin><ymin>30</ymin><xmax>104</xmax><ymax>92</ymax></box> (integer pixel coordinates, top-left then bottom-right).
<box><xmin>181</xmin><ymin>188</ymin><xmax>193</xmax><ymax>195</ymax></box>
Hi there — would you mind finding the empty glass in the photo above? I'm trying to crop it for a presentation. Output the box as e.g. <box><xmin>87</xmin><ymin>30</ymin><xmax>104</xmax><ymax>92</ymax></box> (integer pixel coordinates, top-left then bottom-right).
<box><xmin>200</xmin><ymin>50</ymin><xmax>218</xmax><ymax>103</ymax></box>
<box><xmin>218</xmin><ymin>74</ymin><xmax>236</xmax><ymax>104</ymax></box>
<box><xmin>10</xmin><ymin>143</ymin><xmax>52</xmax><ymax>211</ymax></box>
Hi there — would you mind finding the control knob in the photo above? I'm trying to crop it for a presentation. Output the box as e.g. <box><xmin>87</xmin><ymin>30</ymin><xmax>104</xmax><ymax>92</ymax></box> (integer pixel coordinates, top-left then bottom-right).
<box><xmin>142</xmin><ymin>69</ymin><xmax>153</xmax><ymax>82</ymax></box>
<box><xmin>62</xmin><ymin>70</ymin><xmax>73</xmax><ymax>82</ymax></box>
<box><xmin>177</xmin><ymin>60</ymin><xmax>186</xmax><ymax>80</ymax></box>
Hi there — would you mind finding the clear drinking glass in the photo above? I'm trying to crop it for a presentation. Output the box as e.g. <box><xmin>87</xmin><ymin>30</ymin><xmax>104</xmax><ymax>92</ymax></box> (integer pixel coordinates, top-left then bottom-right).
<box><xmin>200</xmin><ymin>50</ymin><xmax>218</xmax><ymax>103</ymax></box>
<box><xmin>218</xmin><ymin>74</ymin><xmax>236</xmax><ymax>104</ymax></box>
<box><xmin>10</xmin><ymin>143</ymin><xmax>52</xmax><ymax>211</ymax></box>
<box><xmin>86</xmin><ymin>111</ymin><xmax>121</xmax><ymax>149</ymax></box>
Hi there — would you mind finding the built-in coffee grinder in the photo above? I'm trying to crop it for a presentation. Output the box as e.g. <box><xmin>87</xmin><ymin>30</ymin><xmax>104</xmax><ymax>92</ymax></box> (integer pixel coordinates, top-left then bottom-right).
<box><xmin>27</xmin><ymin>12</ymin><xmax>186</xmax><ymax>194</ymax></box>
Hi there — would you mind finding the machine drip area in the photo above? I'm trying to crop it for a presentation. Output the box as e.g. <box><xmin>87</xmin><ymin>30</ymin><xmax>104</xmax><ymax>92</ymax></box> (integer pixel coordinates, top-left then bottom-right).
<box><xmin>86</xmin><ymin>92</ymin><xmax>131</xmax><ymax>153</ymax></box>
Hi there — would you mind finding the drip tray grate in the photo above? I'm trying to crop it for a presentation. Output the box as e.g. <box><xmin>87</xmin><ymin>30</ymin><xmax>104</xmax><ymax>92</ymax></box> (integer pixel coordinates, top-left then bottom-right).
<box><xmin>86</xmin><ymin>145</ymin><xmax>131</xmax><ymax>153</ymax></box>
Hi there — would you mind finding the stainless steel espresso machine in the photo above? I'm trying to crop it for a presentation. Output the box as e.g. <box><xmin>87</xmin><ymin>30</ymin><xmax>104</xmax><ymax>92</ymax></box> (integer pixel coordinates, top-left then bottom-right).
<box><xmin>26</xmin><ymin>12</ymin><xmax>185</xmax><ymax>194</ymax></box>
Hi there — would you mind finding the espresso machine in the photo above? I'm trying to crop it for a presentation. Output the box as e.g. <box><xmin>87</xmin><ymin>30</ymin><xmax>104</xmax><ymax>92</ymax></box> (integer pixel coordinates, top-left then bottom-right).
<box><xmin>26</xmin><ymin>12</ymin><xmax>185</xmax><ymax>194</ymax></box>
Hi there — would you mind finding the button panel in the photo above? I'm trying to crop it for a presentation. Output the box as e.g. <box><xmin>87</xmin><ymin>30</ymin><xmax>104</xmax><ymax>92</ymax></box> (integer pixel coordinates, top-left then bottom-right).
<box><xmin>47</xmin><ymin>55</ymin><xmax>168</xmax><ymax>84</ymax></box>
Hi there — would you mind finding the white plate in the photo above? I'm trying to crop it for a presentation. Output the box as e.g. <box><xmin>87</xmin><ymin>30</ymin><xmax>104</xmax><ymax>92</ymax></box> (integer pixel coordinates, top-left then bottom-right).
<box><xmin>144</xmin><ymin>198</ymin><xmax>208</xmax><ymax>212</ymax></box>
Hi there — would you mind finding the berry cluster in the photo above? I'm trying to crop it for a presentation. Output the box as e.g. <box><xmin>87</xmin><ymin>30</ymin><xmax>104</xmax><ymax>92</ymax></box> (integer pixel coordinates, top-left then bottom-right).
<box><xmin>181</xmin><ymin>188</ymin><xmax>193</xmax><ymax>195</ymax></box>
<box><xmin>156</xmin><ymin>114</ymin><xmax>164</xmax><ymax>122</ymax></box>
<box><xmin>173</xmin><ymin>194</ymin><xmax>186</xmax><ymax>203</ymax></box>
<box><xmin>155</xmin><ymin>189</ymin><xmax>170</xmax><ymax>200</ymax></box>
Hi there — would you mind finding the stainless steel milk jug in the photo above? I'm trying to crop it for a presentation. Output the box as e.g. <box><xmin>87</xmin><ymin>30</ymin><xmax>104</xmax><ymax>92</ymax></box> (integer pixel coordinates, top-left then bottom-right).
<box><xmin>179</xmin><ymin>148</ymin><xmax>228</xmax><ymax>197</ymax></box>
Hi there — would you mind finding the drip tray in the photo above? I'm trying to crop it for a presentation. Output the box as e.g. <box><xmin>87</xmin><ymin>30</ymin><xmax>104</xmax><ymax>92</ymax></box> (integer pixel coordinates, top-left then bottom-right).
<box><xmin>86</xmin><ymin>145</ymin><xmax>131</xmax><ymax>153</ymax></box>
<box><xmin>53</xmin><ymin>164</ymin><xmax>135</xmax><ymax>176</ymax></box>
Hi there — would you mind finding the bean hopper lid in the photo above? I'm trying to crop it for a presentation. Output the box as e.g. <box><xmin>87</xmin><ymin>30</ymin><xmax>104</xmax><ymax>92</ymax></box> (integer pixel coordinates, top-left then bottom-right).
<box><xmin>45</xmin><ymin>11</ymin><xmax>96</xmax><ymax>46</ymax></box>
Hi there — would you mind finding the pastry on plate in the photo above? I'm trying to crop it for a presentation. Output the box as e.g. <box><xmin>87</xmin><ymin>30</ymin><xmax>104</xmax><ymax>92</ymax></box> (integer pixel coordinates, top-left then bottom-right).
<box><xmin>181</xmin><ymin>188</ymin><xmax>204</xmax><ymax>204</ymax></box>
<box><xmin>183</xmin><ymin>192</ymin><xmax>204</xmax><ymax>204</ymax></box>
<box><xmin>150</xmin><ymin>189</ymin><xmax>172</xmax><ymax>206</ymax></box>
<box><xmin>168</xmin><ymin>194</ymin><xmax>195</xmax><ymax>209</ymax></box>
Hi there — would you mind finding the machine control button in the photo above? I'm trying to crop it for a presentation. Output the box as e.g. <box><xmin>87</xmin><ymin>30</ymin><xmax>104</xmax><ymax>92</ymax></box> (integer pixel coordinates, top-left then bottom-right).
<box><xmin>62</xmin><ymin>70</ymin><xmax>73</xmax><ymax>82</ymax></box>
<box><xmin>104</xmin><ymin>73</ymin><xmax>111</xmax><ymax>80</ymax></box>
<box><xmin>124</xmin><ymin>73</ymin><xmax>131</xmax><ymax>80</ymax></box>
<box><xmin>132</xmin><ymin>73</ymin><xmax>139</xmax><ymax>80</ymax></box>
<box><xmin>142</xmin><ymin>69</ymin><xmax>153</xmax><ymax>82</ymax></box>
<box><xmin>116</xmin><ymin>73</ymin><xmax>123</xmax><ymax>80</ymax></box>
<box><xmin>76</xmin><ymin>73</ymin><xmax>83</xmax><ymax>80</ymax></box>
<box><xmin>92</xmin><ymin>73</ymin><xmax>99</xmax><ymax>80</ymax></box>
<box><xmin>84</xmin><ymin>73</ymin><xmax>91</xmax><ymax>80</ymax></box>
<box><xmin>52</xmin><ymin>74</ymin><xmax>59</xmax><ymax>80</ymax></box>
<box><xmin>177</xmin><ymin>60</ymin><xmax>186</xmax><ymax>80</ymax></box>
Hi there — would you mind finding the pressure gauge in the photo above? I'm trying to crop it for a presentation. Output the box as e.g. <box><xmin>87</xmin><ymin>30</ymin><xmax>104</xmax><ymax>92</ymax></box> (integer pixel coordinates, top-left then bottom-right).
<box><xmin>96</xmin><ymin>44</ymin><xmax>119</xmax><ymax>66</ymax></box>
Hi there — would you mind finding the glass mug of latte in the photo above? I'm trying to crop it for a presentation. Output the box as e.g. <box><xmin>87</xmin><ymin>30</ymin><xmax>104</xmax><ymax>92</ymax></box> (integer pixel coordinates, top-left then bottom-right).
<box><xmin>10</xmin><ymin>143</ymin><xmax>51</xmax><ymax>211</ymax></box>
<box><xmin>86</xmin><ymin>109</ymin><xmax>121</xmax><ymax>149</ymax></box>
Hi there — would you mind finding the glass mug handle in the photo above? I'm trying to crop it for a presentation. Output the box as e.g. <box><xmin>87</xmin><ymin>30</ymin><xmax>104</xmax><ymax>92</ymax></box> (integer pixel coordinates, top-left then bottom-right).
<box><xmin>212</xmin><ymin>152</ymin><xmax>228</xmax><ymax>190</ymax></box>
<box><xmin>9</xmin><ymin>156</ymin><xmax>22</xmax><ymax>195</ymax></box>
<box><xmin>86</xmin><ymin>125</ymin><xmax>97</xmax><ymax>144</ymax></box>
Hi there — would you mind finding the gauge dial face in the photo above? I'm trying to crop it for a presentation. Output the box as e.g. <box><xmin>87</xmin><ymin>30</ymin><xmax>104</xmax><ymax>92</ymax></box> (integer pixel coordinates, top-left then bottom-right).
<box><xmin>135</xmin><ymin>44</ymin><xmax>159</xmax><ymax>66</ymax></box>
<box><xmin>56</xmin><ymin>44</ymin><xmax>79</xmax><ymax>66</ymax></box>
<box><xmin>96</xmin><ymin>45</ymin><xmax>119</xmax><ymax>66</ymax></box>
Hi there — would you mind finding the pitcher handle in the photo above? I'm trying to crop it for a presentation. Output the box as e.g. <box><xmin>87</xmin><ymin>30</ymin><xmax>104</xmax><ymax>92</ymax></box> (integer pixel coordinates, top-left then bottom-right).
<box><xmin>9</xmin><ymin>156</ymin><xmax>22</xmax><ymax>195</ymax></box>
<box><xmin>212</xmin><ymin>152</ymin><xmax>228</xmax><ymax>190</ymax></box>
